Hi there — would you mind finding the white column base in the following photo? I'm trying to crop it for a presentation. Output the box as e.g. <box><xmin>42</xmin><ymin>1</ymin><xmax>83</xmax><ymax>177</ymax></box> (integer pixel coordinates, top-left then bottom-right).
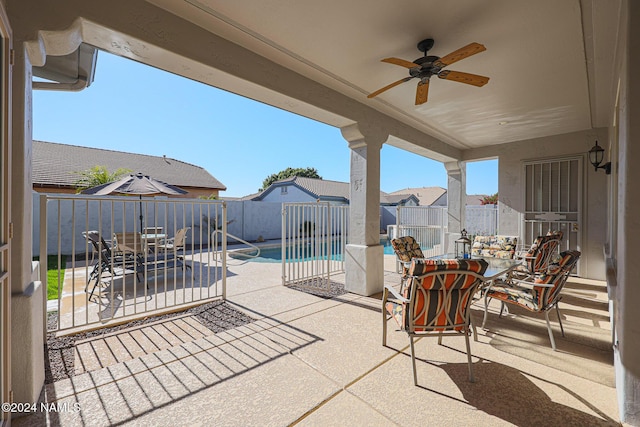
<box><xmin>344</xmin><ymin>243</ymin><xmax>384</xmax><ymax>296</ymax></box>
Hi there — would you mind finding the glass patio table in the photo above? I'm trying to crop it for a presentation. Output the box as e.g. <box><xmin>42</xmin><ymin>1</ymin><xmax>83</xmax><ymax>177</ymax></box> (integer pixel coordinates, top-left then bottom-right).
<box><xmin>429</xmin><ymin>254</ymin><xmax>522</xmax><ymax>281</ymax></box>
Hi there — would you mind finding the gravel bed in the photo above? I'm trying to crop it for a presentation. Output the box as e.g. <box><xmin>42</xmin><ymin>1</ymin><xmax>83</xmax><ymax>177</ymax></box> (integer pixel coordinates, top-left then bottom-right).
<box><xmin>45</xmin><ymin>300</ymin><xmax>255</xmax><ymax>384</ymax></box>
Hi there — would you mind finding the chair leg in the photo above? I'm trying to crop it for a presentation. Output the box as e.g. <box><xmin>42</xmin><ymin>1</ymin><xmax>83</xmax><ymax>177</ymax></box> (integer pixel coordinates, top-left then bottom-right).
<box><xmin>498</xmin><ymin>301</ymin><xmax>506</xmax><ymax>318</ymax></box>
<box><xmin>482</xmin><ymin>293</ymin><xmax>491</xmax><ymax>329</ymax></box>
<box><xmin>470</xmin><ymin>315</ymin><xmax>478</xmax><ymax>341</ymax></box>
<box><xmin>555</xmin><ymin>304</ymin><xmax>565</xmax><ymax>337</ymax></box>
<box><xmin>464</xmin><ymin>329</ymin><xmax>474</xmax><ymax>383</ymax></box>
<box><xmin>437</xmin><ymin>333</ymin><xmax>443</xmax><ymax>345</ymax></box>
<box><xmin>544</xmin><ymin>310</ymin><xmax>557</xmax><ymax>351</ymax></box>
<box><xmin>382</xmin><ymin>289</ymin><xmax>388</xmax><ymax>346</ymax></box>
<box><xmin>410</xmin><ymin>336</ymin><xmax>418</xmax><ymax>386</ymax></box>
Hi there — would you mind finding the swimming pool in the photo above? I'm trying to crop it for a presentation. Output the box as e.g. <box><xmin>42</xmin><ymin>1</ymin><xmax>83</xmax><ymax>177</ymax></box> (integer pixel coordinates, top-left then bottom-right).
<box><xmin>229</xmin><ymin>239</ymin><xmax>396</xmax><ymax>263</ymax></box>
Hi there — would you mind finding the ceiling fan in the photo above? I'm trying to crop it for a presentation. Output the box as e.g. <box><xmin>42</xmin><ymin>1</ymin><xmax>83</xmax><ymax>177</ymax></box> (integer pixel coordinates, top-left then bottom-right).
<box><xmin>367</xmin><ymin>38</ymin><xmax>490</xmax><ymax>105</ymax></box>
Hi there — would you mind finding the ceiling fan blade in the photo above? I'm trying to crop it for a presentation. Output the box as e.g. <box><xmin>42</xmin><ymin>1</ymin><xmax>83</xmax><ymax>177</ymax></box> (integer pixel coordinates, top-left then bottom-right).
<box><xmin>367</xmin><ymin>76</ymin><xmax>413</xmax><ymax>99</ymax></box>
<box><xmin>438</xmin><ymin>70</ymin><xmax>489</xmax><ymax>87</ymax></box>
<box><xmin>381</xmin><ymin>57</ymin><xmax>420</xmax><ymax>69</ymax></box>
<box><xmin>433</xmin><ymin>42</ymin><xmax>486</xmax><ymax>68</ymax></box>
<box><xmin>415</xmin><ymin>80</ymin><xmax>429</xmax><ymax>105</ymax></box>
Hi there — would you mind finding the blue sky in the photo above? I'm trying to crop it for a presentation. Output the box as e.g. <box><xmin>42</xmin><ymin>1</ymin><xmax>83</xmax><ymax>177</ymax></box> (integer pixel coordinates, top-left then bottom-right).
<box><xmin>33</xmin><ymin>51</ymin><xmax>497</xmax><ymax>198</ymax></box>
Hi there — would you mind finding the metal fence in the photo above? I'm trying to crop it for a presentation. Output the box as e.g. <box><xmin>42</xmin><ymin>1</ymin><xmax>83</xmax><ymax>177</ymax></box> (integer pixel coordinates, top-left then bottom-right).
<box><xmin>281</xmin><ymin>202</ymin><xmax>349</xmax><ymax>290</ymax></box>
<box><xmin>40</xmin><ymin>194</ymin><xmax>227</xmax><ymax>332</ymax></box>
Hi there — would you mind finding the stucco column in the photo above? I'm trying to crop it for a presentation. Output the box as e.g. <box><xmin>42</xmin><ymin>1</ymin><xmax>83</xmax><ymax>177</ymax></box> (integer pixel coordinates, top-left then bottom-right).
<box><xmin>445</xmin><ymin>161</ymin><xmax>466</xmax><ymax>252</ymax></box>
<box><xmin>341</xmin><ymin>124</ymin><xmax>385</xmax><ymax>296</ymax></box>
<box><xmin>10</xmin><ymin>39</ymin><xmax>45</xmax><ymax>409</ymax></box>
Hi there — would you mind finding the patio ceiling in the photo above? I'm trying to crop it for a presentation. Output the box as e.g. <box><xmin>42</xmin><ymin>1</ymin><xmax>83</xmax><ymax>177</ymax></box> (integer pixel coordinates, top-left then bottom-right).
<box><xmin>145</xmin><ymin>0</ymin><xmax>620</xmax><ymax>151</ymax></box>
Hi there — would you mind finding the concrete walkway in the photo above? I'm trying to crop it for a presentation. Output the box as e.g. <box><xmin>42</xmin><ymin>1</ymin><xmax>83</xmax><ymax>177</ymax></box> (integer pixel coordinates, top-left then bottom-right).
<box><xmin>15</xmin><ymin>255</ymin><xmax>620</xmax><ymax>426</ymax></box>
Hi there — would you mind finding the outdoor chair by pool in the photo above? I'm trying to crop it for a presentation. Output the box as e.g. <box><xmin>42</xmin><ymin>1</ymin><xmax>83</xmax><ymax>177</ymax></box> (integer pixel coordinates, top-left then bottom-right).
<box><xmin>83</xmin><ymin>231</ymin><xmax>138</xmax><ymax>300</ymax></box>
<box><xmin>482</xmin><ymin>250</ymin><xmax>581</xmax><ymax>351</ymax></box>
<box><xmin>114</xmin><ymin>232</ymin><xmax>148</xmax><ymax>255</ymax></box>
<box><xmin>156</xmin><ymin>227</ymin><xmax>190</xmax><ymax>252</ymax></box>
<box><xmin>382</xmin><ymin>257</ymin><xmax>488</xmax><ymax>384</ymax></box>
<box><xmin>390</xmin><ymin>236</ymin><xmax>425</xmax><ymax>289</ymax></box>
<box><xmin>114</xmin><ymin>231</ymin><xmax>191</xmax><ymax>281</ymax></box>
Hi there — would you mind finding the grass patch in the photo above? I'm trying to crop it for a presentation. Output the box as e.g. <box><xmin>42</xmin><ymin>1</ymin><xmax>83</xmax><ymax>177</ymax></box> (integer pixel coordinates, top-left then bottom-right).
<box><xmin>33</xmin><ymin>255</ymin><xmax>67</xmax><ymax>300</ymax></box>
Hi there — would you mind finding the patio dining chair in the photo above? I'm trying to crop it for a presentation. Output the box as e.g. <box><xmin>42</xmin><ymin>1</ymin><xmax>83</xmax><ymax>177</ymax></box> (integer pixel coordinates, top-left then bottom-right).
<box><xmin>83</xmin><ymin>231</ymin><xmax>138</xmax><ymax>300</ymax></box>
<box><xmin>156</xmin><ymin>227</ymin><xmax>190</xmax><ymax>252</ymax></box>
<box><xmin>114</xmin><ymin>232</ymin><xmax>148</xmax><ymax>255</ymax></box>
<box><xmin>481</xmin><ymin>250</ymin><xmax>581</xmax><ymax>351</ymax></box>
<box><xmin>382</xmin><ymin>257</ymin><xmax>488</xmax><ymax>385</ymax></box>
<box><xmin>390</xmin><ymin>236</ymin><xmax>425</xmax><ymax>290</ymax></box>
<box><xmin>115</xmin><ymin>231</ymin><xmax>191</xmax><ymax>279</ymax></box>
<box><xmin>511</xmin><ymin>230</ymin><xmax>564</xmax><ymax>279</ymax></box>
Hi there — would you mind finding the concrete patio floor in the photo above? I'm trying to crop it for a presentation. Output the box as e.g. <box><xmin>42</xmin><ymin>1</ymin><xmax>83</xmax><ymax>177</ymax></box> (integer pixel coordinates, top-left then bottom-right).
<box><xmin>15</xmin><ymin>255</ymin><xmax>620</xmax><ymax>426</ymax></box>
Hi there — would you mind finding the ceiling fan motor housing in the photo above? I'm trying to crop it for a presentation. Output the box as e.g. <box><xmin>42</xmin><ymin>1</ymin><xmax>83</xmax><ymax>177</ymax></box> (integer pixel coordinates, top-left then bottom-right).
<box><xmin>409</xmin><ymin>55</ymin><xmax>442</xmax><ymax>78</ymax></box>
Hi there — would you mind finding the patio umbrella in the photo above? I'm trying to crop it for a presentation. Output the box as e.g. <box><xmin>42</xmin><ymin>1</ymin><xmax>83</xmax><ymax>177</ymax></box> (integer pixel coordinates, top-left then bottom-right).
<box><xmin>81</xmin><ymin>173</ymin><xmax>187</xmax><ymax>231</ymax></box>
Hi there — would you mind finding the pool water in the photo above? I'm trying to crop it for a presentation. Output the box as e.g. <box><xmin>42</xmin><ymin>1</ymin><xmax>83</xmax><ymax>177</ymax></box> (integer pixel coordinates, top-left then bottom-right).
<box><xmin>230</xmin><ymin>239</ymin><xmax>396</xmax><ymax>263</ymax></box>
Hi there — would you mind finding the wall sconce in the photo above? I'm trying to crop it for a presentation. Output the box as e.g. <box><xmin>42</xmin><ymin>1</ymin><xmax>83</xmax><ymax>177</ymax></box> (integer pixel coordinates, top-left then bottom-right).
<box><xmin>588</xmin><ymin>140</ymin><xmax>611</xmax><ymax>174</ymax></box>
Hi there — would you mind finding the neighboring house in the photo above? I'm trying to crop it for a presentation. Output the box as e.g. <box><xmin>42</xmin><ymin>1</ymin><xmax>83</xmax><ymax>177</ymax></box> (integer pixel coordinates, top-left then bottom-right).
<box><xmin>32</xmin><ymin>140</ymin><xmax>226</xmax><ymax>198</ymax></box>
<box><xmin>389</xmin><ymin>187</ymin><xmax>490</xmax><ymax>206</ymax></box>
<box><xmin>250</xmin><ymin>176</ymin><xmax>419</xmax><ymax>206</ymax></box>
<box><xmin>390</xmin><ymin>187</ymin><xmax>447</xmax><ymax>206</ymax></box>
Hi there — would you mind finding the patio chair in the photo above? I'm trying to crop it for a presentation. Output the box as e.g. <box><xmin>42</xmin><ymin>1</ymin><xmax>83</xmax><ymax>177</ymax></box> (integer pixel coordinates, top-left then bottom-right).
<box><xmin>114</xmin><ymin>232</ymin><xmax>148</xmax><ymax>255</ymax></box>
<box><xmin>481</xmin><ymin>250</ymin><xmax>581</xmax><ymax>351</ymax></box>
<box><xmin>83</xmin><ymin>231</ymin><xmax>138</xmax><ymax>300</ymax></box>
<box><xmin>115</xmin><ymin>231</ymin><xmax>191</xmax><ymax>278</ymax></box>
<box><xmin>390</xmin><ymin>236</ymin><xmax>425</xmax><ymax>289</ymax></box>
<box><xmin>511</xmin><ymin>230</ymin><xmax>564</xmax><ymax>279</ymax></box>
<box><xmin>156</xmin><ymin>227</ymin><xmax>190</xmax><ymax>252</ymax></box>
<box><xmin>382</xmin><ymin>257</ymin><xmax>488</xmax><ymax>384</ymax></box>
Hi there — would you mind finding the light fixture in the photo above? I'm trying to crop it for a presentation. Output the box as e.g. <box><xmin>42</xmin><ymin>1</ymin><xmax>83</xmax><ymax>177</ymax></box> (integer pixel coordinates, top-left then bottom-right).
<box><xmin>588</xmin><ymin>140</ymin><xmax>611</xmax><ymax>174</ymax></box>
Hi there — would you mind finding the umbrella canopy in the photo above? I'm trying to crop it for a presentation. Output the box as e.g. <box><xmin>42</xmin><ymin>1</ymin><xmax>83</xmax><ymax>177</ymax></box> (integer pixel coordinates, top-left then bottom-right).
<box><xmin>81</xmin><ymin>173</ymin><xmax>187</xmax><ymax>196</ymax></box>
<box><xmin>81</xmin><ymin>173</ymin><xmax>187</xmax><ymax>231</ymax></box>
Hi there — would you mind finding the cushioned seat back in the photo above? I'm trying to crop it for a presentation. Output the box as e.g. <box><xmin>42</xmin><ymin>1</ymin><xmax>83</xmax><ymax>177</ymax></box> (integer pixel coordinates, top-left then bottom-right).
<box><xmin>532</xmin><ymin>250</ymin><xmax>580</xmax><ymax>309</ymax></box>
<box><xmin>525</xmin><ymin>230</ymin><xmax>564</xmax><ymax>273</ymax></box>
<box><xmin>391</xmin><ymin>236</ymin><xmax>424</xmax><ymax>262</ymax></box>
<box><xmin>405</xmin><ymin>259</ymin><xmax>488</xmax><ymax>331</ymax></box>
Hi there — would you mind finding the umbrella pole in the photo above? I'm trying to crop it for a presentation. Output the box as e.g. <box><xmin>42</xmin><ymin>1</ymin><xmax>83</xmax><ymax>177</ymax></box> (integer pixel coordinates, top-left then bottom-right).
<box><xmin>139</xmin><ymin>196</ymin><xmax>143</xmax><ymax>232</ymax></box>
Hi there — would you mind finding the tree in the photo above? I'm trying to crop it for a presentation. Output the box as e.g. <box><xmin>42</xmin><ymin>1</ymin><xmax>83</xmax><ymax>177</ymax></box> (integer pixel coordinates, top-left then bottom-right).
<box><xmin>260</xmin><ymin>167</ymin><xmax>321</xmax><ymax>191</ymax></box>
<box><xmin>73</xmin><ymin>165</ymin><xmax>132</xmax><ymax>193</ymax></box>
<box><xmin>479</xmin><ymin>193</ymin><xmax>498</xmax><ymax>205</ymax></box>
<box><xmin>198</xmin><ymin>194</ymin><xmax>218</xmax><ymax>200</ymax></box>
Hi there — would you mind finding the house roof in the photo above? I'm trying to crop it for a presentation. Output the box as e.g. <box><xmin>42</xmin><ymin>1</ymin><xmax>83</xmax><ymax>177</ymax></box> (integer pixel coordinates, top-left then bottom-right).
<box><xmin>32</xmin><ymin>140</ymin><xmax>226</xmax><ymax>191</ymax></box>
<box><xmin>389</xmin><ymin>187</ymin><xmax>447</xmax><ymax>206</ymax></box>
